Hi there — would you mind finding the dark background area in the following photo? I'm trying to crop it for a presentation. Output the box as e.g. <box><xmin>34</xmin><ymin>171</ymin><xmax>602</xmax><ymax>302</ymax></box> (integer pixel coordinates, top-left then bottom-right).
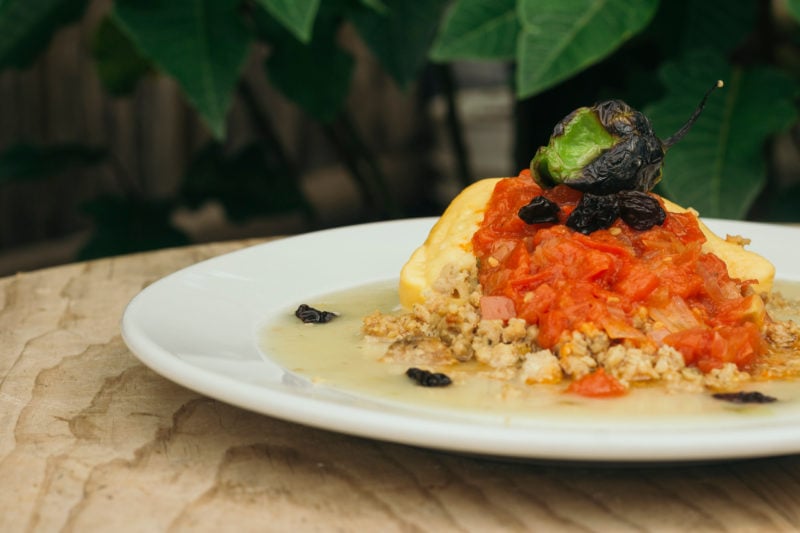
<box><xmin>0</xmin><ymin>0</ymin><xmax>799</xmax><ymax>275</ymax></box>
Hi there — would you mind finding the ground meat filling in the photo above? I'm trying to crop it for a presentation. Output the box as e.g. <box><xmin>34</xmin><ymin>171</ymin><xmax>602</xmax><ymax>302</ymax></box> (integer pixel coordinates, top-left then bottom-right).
<box><xmin>362</xmin><ymin>262</ymin><xmax>800</xmax><ymax>395</ymax></box>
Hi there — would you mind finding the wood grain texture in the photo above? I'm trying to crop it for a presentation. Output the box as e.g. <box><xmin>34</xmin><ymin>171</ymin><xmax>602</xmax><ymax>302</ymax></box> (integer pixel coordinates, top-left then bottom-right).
<box><xmin>2</xmin><ymin>240</ymin><xmax>800</xmax><ymax>532</ymax></box>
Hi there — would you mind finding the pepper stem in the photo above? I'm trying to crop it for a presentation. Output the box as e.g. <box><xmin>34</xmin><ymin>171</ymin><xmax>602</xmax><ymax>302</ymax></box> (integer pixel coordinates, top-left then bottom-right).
<box><xmin>662</xmin><ymin>80</ymin><xmax>724</xmax><ymax>149</ymax></box>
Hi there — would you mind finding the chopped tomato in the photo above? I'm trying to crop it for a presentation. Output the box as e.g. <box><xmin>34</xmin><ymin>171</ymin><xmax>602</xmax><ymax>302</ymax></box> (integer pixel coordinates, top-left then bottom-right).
<box><xmin>471</xmin><ymin>170</ymin><xmax>767</xmax><ymax>372</ymax></box>
<box><xmin>664</xmin><ymin>322</ymin><xmax>764</xmax><ymax>372</ymax></box>
<box><xmin>479</xmin><ymin>295</ymin><xmax>516</xmax><ymax>321</ymax></box>
<box><xmin>566</xmin><ymin>368</ymin><xmax>627</xmax><ymax>397</ymax></box>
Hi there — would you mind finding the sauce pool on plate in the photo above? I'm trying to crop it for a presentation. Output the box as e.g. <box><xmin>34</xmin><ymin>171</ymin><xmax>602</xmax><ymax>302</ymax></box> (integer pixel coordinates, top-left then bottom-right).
<box><xmin>261</xmin><ymin>280</ymin><xmax>800</xmax><ymax>424</ymax></box>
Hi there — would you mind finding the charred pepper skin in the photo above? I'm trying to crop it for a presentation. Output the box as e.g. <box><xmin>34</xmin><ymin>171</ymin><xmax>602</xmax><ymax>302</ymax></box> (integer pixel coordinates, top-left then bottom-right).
<box><xmin>525</xmin><ymin>81</ymin><xmax>723</xmax><ymax>234</ymax></box>
<box><xmin>533</xmin><ymin>100</ymin><xmax>666</xmax><ymax>195</ymax></box>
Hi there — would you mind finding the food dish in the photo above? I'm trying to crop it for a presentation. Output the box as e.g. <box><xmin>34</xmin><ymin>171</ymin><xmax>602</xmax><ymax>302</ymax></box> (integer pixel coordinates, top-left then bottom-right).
<box><xmin>390</xmin><ymin>90</ymin><xmax>783</xmax><ymax>399</ymax></box>
<box><xmin>122</xmin><ymin>217</ymin><xmax>800</xmax><ymax>462</ymax></box>
<box><xmin>380</xmin><ymin>173</ymin><xmax>789</xmax><ymax>397</ymax></box>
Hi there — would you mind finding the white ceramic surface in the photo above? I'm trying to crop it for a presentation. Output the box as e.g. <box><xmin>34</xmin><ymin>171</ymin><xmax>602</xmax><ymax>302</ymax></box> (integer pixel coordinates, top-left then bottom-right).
<box><xmin>121</xmin><ymin>217</ymin><xmax>800</xmax><ymax>462</ymax></box>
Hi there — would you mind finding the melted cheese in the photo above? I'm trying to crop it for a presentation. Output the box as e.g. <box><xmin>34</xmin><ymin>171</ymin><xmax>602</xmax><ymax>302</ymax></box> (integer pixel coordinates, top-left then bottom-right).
<box><xmin>399</xmin><ymin>178</ymin><xmax>500</xmax><ymax>308</ymax></box>
<box><xmin>399</xmin><ymin>178</ymin><xmax>774</xmax><ymax>309</ymax></box>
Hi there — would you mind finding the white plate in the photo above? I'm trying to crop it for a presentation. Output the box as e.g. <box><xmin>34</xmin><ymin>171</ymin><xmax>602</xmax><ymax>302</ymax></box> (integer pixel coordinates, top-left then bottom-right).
<box><xmin>121</xmin><ymin>217</ymin><xmax>800</xmax><ymax>463</ymax></box>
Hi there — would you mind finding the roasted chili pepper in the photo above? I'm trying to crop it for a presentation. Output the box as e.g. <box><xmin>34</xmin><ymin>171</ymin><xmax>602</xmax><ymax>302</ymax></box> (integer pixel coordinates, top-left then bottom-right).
<box><xmin>524</xmin><ymin>81</ymin><xmax>723</xmax><ymax>234</ymax></box>
<box><xmin>531</xmin><ymin>80</ymin><xmax>723</xmax><ymax>194</ymax></box>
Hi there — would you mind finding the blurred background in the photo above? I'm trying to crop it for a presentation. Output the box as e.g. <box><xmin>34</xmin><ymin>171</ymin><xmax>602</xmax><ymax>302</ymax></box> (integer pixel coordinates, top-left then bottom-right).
<box><xmin>1</xmin><ymin>0</ymin><xmax>799</xmax><ymax>275</ymax></box>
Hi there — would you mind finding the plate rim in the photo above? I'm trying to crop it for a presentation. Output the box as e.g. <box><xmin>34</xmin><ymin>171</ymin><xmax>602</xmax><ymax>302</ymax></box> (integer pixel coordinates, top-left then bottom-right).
<box><xmin>121</xmin><ymin>216</ymin><xmax>800</xmax><ymax>462</ymax></box>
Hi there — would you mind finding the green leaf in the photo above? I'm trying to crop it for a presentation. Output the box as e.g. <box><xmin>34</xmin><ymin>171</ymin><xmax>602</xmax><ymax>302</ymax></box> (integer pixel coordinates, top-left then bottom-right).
<box><xmin>113</xmin><ymin>0</ymin><xmax>253</xmax><ymax>139</ymax></box>
<box><xmin>79</xmin><ymin>196</ymin><xmax>189</xmax><ymax>260</ymax></box>
<box><xmin>259</xmin><ymin>4</ymin><xmax>353</xmax><ymax>122</ymax></box>
<box><xmin>90</xmin><ymin>16</ymin><xmax>152</xmax><ymax>96</ymax></box>
<box><xmin>0</xmin><ymin>144</ymin><xmax>106</xmax><ymax>185</ymax></box>
<box><xmin>757</xmin><ymin>183</ymin><xmax>800</xmax><ymax>222</ymax></box>
<box><xmin>349</xmin><ymin>0</ymin><xmax>450</xmax><ymax>88</ymax></box>
<box><xmin>254</xmin><ymin>0</ymin><xmax>320</xmax><ymax>43</ymax></box>
<box><xmin>646</xmin><ymin>51</ymin><xmax>798</xmax><ymax>219</ymax></box>
<box><xmin>786</xmin><ymin>0</ymin><xmax>800</xmax><ymax>25</ymax></box>
<box><xmin>359</xmin><ymin>0</ymin><xmax>387</xmax><ymax>14</ymax></box>
<box><xmin>0</xmin><ymin>0</ymin><xmax>89</xmax><ymax>68</ymax></box>
<box><xmin>430</xmin><ymin>0</ymin><xmax>518</xmax><ymax>61</ymax></box>
<box><xmin>680</xmin><ymin>0</ymin><xmax>756</xmax><ymax>54</ymax></box>
<box><xmin>181</xmin><ymin>143</ymin><xmax>308</xmax><ymax>221</ymax></box>
<box><xmin>649</xmin><ymin>0</ymin><xmax>756</xmax><ymax>58</ymax></box>
<box><xmin>516</xmin><ymin>0</ymin><xmax>659</xmax><ymax>99</ymax></box>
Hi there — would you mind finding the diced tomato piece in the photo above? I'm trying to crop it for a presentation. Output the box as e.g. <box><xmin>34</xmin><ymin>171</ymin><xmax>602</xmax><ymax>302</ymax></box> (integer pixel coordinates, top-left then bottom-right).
<box><xmin>479</xmin><ymin>295</ymin><xmax>516</xmax><ymax>321</ymax></box>
<box><xmin>663</xmin><ymin>327</ymin><xmax>713</xmax><ymax>368</ymax></box>
<box><xmin>566</xmin><ymin>368</ymin><xmax>628</xmax><ymax>397</ymax></box>
<box><xmin>537</xmin><ymin>308</ymin><xmax>569</xmax><ymax>348</ymax></box>
<box><xmin>614</xmin><ymin>264</ymin><xmax>660</xmax><ymax>301</ymax></box>
<box><xmin>471</xmin><ymin>170</ymin><xmax>767</xmax><ymax>374</ymax></box>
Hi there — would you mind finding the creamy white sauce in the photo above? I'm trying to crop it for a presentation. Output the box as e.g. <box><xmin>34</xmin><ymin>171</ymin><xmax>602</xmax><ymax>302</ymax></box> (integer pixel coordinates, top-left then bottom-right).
<box><xmin>261</xmin><ymin>280</ymin><xmax>800</xmax><ymax>423</ymax></box>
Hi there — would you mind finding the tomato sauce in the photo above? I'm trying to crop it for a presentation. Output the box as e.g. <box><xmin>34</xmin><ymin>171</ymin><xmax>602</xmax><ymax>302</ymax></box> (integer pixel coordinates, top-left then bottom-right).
<box><xmin>472</xmin><ymin>170</ymin><xmax>766</xmax><ymax>379</ymax></box>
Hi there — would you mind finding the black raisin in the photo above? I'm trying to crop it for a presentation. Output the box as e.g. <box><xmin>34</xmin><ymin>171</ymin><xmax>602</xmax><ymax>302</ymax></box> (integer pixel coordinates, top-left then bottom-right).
<box><xmin>618</xmin><ymin>190</ymin><xmax>666</xmax><ymax>230</ymax></box>
<box><xmin>295</xmin><ymin>304</ymin><xmax>338</xmax><ymax>324</ymax></box>
<box><xmin>518</xmin><ymin>195</ymin><xmax>561</xmax><ymax>224</ymax></box>
<box><xmin>712</xmin><ymin>391</ymin><xmax>777</xmax><ymax>404</ymax></box>
<box><xmin>565</xmin><ymin>193</ymin><xmax>619</xmax><ymax>234</ymax></box>
<box><xmin>406</xmin><ymin>367</ymin><xmax>452</xmax><ymax>387</ymax></box>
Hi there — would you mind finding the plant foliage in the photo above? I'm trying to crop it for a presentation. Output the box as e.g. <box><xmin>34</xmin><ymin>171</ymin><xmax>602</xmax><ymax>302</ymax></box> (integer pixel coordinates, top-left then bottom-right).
<box><xmin>0</xmin><ymin>0</ymin><xmax>799</xmax><ymax>260</ymax></box>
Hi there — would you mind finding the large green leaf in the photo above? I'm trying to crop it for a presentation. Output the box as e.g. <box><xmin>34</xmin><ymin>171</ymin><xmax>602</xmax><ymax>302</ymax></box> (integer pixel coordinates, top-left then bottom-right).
<box><xmin>516</xmin><ymin>0</ymin><xmax>658</xmax><ymax>99</ymax></box>
<box><xmin>785</xmin><ymin>0</ymin><xmax>800</xmax><ymax>24</ymax></box>
<box><xmin>430</xmin><ymin>0</ymin><xmax>518</xmax><ymax>61</ymax></box>
<box><xmin>0</xmin><ymin>0</ymin><xmax>89</xmax><ymax>68</ymax></box>
<box><xmin>349</xmin><ymin>0</ymin><xmax>450</xmax><ymax>88</ymax></box>
<box><xmin>679</xmin><ymin>0</ymin><xmax>755</xmax><ymax>54</ymax></box>
<box><xmin>757</xmin><ymin>183</ymin><xmax>800</xmax><ymax>222</ymax></box>
<box><xmin>113</xmin><ymin>0</ymin><xmax>252</xmax><ymax>139</ymax></box>
<box><xmin>257</xmin><ymin>3</ymin><xmax>353</xmax><ymax>123</ymax></box>
<box><xmin>181</xmin><ymin>143</ymin><xmax>308</xmax><ymax>221</ymax></box>
<box><xmin>254</xmin><ymin>0</ymin><xmax>320</xmax><ymax>43</ymax></box>
<box><xmin>0</xmin><ymin>144</ymin><xmax>106</xmax><ymax>185</ymax></box>
<box><xmin>90</xmin><ymin>16</ymin><xmax>152</xmax><ymax>96</ymax></box>
<box><xmin>649</xmin><ymin>0</ymin><xmax>756</xmax><ymax>58</ymax></box>
<box><xmin>359</xmin><ymin>0</ymin><xmax>387</xmax><ymax>13</ymax></box>
<box><xmin>646</xmin><ymin>51</ymin><xmax>798</xmax><ymax>219</ymax></box>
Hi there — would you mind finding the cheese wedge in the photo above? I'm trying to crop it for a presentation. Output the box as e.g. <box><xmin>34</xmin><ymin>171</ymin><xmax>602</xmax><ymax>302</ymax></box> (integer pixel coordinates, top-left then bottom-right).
<box><xmin>399</xmin><ymin>178</ymin><xmax>774</xmax><ymax>309</ymax></box>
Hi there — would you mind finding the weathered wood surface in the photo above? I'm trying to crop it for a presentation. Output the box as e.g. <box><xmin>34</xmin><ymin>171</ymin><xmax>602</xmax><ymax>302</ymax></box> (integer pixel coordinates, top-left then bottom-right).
<box><xmin>2</xmin><ymin>240</ymin><xmax>800</xmax><ymax>532</ymax></box>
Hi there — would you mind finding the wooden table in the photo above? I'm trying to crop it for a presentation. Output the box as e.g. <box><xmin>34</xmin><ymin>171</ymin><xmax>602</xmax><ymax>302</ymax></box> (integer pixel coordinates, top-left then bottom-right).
<box><xmin>3</xmin><ymin>239</ymin><xmax>800</xmax><ymax>532</ymax></box>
